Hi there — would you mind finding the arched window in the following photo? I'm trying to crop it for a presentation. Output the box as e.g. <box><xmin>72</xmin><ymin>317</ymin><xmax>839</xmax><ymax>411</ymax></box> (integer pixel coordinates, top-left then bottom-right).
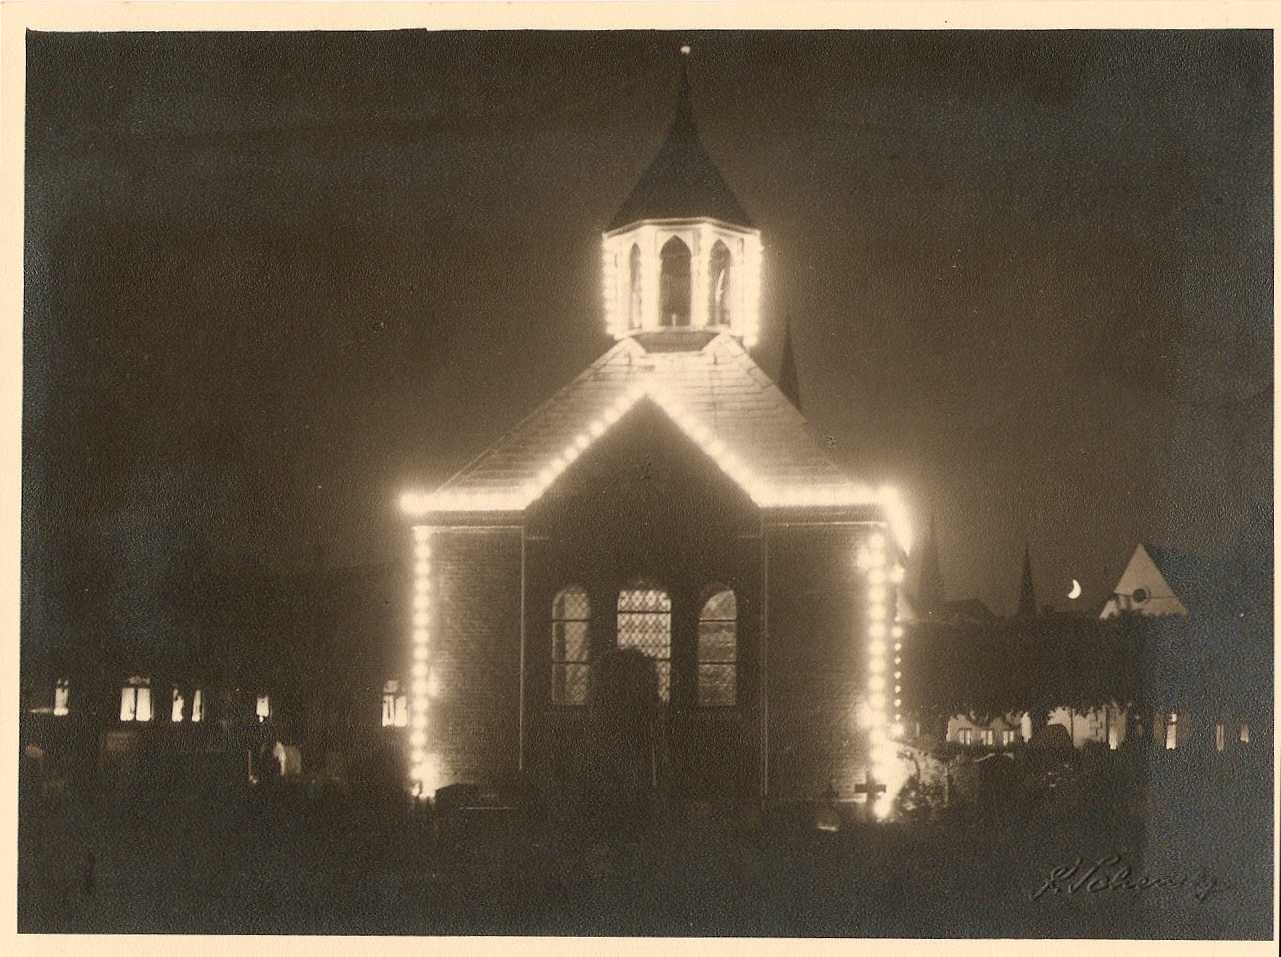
<box><xmin>627</xmin><ymin>244</ymin><xmax>643</xmax><ymax>330</ymax></box>
<box><xmin>659</xmin><ymin>237</ymin><xmax>691</xmax><ymax>327</ymax></box>
<box><xmin>552</xmin><ymin>585</ymin><xmax>591</xmax><ymax>705</ymax></box>
<box><xmin>698</xmin><ymin>587</ymin><xmax>738</xmax><ymax>706</ymax></box>
<box><xmin>617</xmin><ymin>583</ymin><xmax>672</xmax><ymax>701</ymax></box>
<box><xmin>707</xmin><ymin>241</ymin><xmax>733</xmax><ymax>327</ymax></box>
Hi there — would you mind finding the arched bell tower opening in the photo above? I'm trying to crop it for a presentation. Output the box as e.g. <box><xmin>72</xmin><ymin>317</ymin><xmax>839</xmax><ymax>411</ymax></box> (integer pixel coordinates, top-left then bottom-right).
<box><xmin>660</xmin><ymin>237</ymin><xmax>692</xmax><ymax>327</ymax></box>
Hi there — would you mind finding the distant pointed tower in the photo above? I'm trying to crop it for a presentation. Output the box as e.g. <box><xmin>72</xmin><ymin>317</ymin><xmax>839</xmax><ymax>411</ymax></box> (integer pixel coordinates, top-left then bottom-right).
<box><xmin>601</xmin><ymin>46</ymin><xmax>763</xmax><ymax>347</ymax></box>
<box><xmin>777</xmin><ymin>315</ymin><xmax>801</xmax><ymax>410</ymax></box>
<box><xmin>1017</xmin><ymin>544</ymin><xmax>1037</xmax><ymax>618</ymax></box>
<box><xmin>915</xmin><ymin>512</ymin><xmax>946</xmax><ymax>618</ymax></box>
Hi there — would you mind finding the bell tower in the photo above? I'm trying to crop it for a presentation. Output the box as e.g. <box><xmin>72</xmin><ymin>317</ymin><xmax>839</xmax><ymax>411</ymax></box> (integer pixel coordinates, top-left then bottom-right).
<box><xmin>602</xmin><ymin>48</ymin><xmax>763</xmax><ymax>346</ymax></box>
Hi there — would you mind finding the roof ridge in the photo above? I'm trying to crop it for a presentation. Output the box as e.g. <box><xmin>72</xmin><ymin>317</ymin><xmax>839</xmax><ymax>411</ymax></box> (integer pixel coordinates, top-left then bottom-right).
<box><xmin>409</xmin><ymin>335</ymin><xmax>890</xmax><ymax>522</ymax></box>
<box><xmin>714</xmin><ymin>333</ymin><xmax>850</xmax><ymax>474</ymax></box>
<box><xmin>429</xmin><ymin>338</ymin><xmax>638</xmax><ymax>494</ymax></box>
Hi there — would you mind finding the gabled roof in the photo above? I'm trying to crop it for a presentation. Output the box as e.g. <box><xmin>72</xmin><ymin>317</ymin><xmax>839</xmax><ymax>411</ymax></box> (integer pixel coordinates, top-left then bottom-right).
<box><xmin>1141</xmin><ymin>544</ymin><xmax>1221</xmax><ymax>609</ymax></box>
<box><xmin>607</xmin><ymin>74</ymin><xmax>753</xmax><ymax>232</ymax></box>
<box><xmin>942</xmin><ymin>598</ymin><xmax>998</xmax><ymax>624</ymax></box>
<box><xmin>1099</xmin><ymin>543</ymin><xmax>1239</xmax><ymax>619</ymax></box>
<box><xmin>409</xmin><ymin>332</ymin><xmax>885</xmax><ymax>519</ymax></box>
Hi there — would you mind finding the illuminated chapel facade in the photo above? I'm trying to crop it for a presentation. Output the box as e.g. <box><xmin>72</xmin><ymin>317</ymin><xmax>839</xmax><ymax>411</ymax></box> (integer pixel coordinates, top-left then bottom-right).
<box><xmin>401</xmin><ymin>73</ymin><xmax>911</xmax><ymax>815</ymax></box>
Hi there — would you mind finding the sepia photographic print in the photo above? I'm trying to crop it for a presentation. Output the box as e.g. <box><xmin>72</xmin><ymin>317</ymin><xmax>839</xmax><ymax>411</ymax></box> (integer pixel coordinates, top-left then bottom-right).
<box><xmin>8</xmin><ymin>2</ymin><xmax>1277</xmax><ymax>945</ymax></box>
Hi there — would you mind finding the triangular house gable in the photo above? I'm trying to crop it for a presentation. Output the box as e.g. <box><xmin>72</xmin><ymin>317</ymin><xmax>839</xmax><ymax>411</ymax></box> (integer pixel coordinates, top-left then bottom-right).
<box><xmin>1099</xmin><ymin>543</ymin><xmax>1191</xmax><ymax>619</ymax></box>
<box><xmin>403</xmin><ymin>333</ymin><xmax>903</xmax><ymax>535</ymax></box>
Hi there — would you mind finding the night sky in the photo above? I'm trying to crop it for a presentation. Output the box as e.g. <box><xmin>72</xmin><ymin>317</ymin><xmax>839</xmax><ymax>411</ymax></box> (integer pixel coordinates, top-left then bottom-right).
<box><xmin>22</xmin><ymin>30</ymin><xmax>1272</xmax><ymax>641</ymax></box>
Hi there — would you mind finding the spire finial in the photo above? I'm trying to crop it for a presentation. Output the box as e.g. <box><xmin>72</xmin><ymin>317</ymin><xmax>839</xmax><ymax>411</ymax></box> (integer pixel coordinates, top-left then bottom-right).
<box><xmin>673</xmin><ymin>44</ymin><xmax>693</xmax><ymax>127</ymax></box>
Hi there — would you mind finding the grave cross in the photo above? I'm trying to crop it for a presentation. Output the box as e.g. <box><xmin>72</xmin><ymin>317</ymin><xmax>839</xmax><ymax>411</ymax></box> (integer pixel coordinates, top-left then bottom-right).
<box><xmin>853</xmin><ymin>775</ymin><xmax>886</xmax><ymax>798</ymax></box>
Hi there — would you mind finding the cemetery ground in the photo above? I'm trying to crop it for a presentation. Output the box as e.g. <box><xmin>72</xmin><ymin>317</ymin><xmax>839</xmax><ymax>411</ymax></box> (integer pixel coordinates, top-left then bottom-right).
<box><xmin>17</xmin><ymin>773</ymin><xmax>1273</xmax><ymax>939</ymax></box>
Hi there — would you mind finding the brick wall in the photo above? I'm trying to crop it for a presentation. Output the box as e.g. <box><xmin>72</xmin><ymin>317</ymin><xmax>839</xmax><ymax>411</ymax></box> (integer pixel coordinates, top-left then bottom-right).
<box><xmin>524</xmin><ymin>402</ymin><xmax>761</xmax><ymax>800</ymax></box>
<box><xmin>426</xmin><ymin>527</ymin><xmax>523</xmax><ymax>786</ymax></box>
<box><xmin>765</xmin><ymin>523</ymin><xmax>876</xmax><ymax>803</ymax></box>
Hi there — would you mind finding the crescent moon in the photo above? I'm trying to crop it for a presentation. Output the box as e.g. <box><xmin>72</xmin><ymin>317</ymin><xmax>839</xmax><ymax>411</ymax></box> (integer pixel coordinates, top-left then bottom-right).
<box><xmin>1068</xmin><ymin>579</ymin><xmax>1082</xmax><ymax>600</ymax></box>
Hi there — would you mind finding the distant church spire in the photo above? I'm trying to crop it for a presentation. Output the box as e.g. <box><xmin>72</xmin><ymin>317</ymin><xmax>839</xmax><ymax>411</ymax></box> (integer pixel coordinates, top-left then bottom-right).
<box><xmin>1017</xmin><ymin>543</ymin><xmax>1037</xmax><ymax>618</ymax></box>
<box><xmin>915</xmin><ymin>511</ymin><xmax>946</xmax><ymax>617</ymax></box>
<box><xmin>777</xmin><ymin>315</ymin><xmax>802</xmax><ymax>410</ymax></box>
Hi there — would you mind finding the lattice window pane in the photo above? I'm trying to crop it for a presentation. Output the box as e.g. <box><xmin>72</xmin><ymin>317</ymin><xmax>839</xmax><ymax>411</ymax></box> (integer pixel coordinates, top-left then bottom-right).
<box><xmin>698</xmin><ymin>620</ymin><xmax>737</xmax><ymax>662</ymax></box>
<box><xmin>618</xmin><ymin>588</ymin><xmax>671</xmax><ymax>614</ymax></box>
<box><xmin>701</xmin><ymin>589</ymin><xmax>737</xmax><ymax>621</ymax></box>
<box><xmin>552</xmin><ymin>586</ymin><xmax>591</xmax><ymax>706</ymax></box>
<box><xmin>618</xmin><ymin>586</ymin><xmax>672</xmax><ymax>703</ymax></box>
<box><xmin>698</xmin><ymin>588</ymin><xmax>737</xmax><ymax>706</ymax></box>
<box><xmin>554</xmin><ymin>586</ymin><xmax>590</xmax><ymax>622</ymax></box>
<box><xmin>553</xmin><ymin>663</ymin><xmax>590</xmax><ymax>706</ymax></box>
<box><xmin>554</xmin><ymin>621</ymin><xmax>590</xmax><ymax>664</ymax></box>
<box><xmin>698</xmin><ymin>664</ymin><xmax>735</xmax><ymax>707</ymax></box>
<box><xmin>654</xmin><ymin>662</ymin><xmax>671</xmax><ymax>704</ymax></box>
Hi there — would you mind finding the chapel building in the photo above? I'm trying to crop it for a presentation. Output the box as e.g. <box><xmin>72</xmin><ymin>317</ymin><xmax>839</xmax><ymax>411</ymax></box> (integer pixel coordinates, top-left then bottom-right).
<box><xmin>401</xmin><ymin>64</ymin><xmax>911</xmax><ymax>814</ymax></box>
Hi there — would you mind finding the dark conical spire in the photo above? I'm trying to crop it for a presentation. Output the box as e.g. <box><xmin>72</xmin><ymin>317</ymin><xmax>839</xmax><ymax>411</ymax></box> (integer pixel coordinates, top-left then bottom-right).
<box><xmin>777</xmin><ymin>315</ymin><xmax>801</xmax><ymax>409</ymax></box>
<box><xmin>608</xmin><ymin>47</ymin><xmax>753</xmax><ymax>231</ymax></box>
<box><xmin>1017</xmin><ymin>543</ymin><xmax>1037</xmax><ymax>618</ymax></box>
<box><xmin>915</xmin><ymin>512</ymin><xmax>946</xmax><ymax>618</ymax></box>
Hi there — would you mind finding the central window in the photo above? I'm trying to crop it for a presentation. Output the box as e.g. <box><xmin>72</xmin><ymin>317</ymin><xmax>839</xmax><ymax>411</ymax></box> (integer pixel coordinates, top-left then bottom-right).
<box><xmin>617</xmin><ymin>583</ymin><xmax>672</xmax><ymax>702</ymax></box>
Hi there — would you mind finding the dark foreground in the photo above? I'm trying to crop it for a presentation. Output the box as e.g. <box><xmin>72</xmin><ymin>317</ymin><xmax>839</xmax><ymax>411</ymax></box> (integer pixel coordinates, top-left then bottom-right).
<box><xmin>18</xmin><ymin>785</ymin><xmax>1273</xmax><ymax>938</ymax></box>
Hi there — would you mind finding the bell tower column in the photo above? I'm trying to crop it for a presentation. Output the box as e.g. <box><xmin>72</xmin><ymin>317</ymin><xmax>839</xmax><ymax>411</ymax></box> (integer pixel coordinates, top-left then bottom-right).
<box><xmin>642</xmin><ymin>230</ymin><xmax>660</xmax><ymax>330</ymax></box>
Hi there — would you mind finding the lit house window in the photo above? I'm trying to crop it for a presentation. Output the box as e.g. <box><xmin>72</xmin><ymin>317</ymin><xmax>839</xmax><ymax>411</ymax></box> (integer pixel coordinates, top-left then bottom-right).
<box><xmin>382</xmin><ymin>680</ymin><xmax>409</xmax><ymax>728</ymax></box>
<box><xmin>617</xmin><ymin>583</ymin><xmax>672</xmax><ymax>702</ymax></box>
<box><xmin>120</xmin><ymin>676</ymin><xmax>152</xmax><ymax>723</ymax></box>
<box><xmin>1164</xmin><ymin>712</ymin><xmax>1178</xmax><ymax>750</ymax></box>
<box><xmin>53</xmin><ymin>679</ymin><xmax>69</xmax><ymax>717</ymax></box>
<box><xmin>1001</xmin><ymin>730</ymin><xmax>1017</xmax><ymax>747</ymax></box>
<box><xmin>256</xmin><ymin>694</ymin><xmax>271</xmax><ymax>723</ymax></box>
<box><xmin>551</xmin><ymin>586</ymin><xmax>591</xmax><ymax>706</ymax></box>
<box><xmin>171</xmin><ymin>686</ymin><xmax>205</xmax><ymax>722</ymax></box>
<box><xmin>697</xmin><ymin>588</ymin><xmax>737</xmax><ymax>706</ymax></box>
<box><xmin>957</xmin><ymin>728</ymin><xmax>972</xmax><ymax>746</ymax></box>
<box><xmin>980</xmin><ymin>729</ymin><xmax>995</xmax><ymax>747</ymax></box>
<box><xmin>1239</xmin><ymin>723</ymin><xmax>1250</xmax><ymax>744</ymax></box>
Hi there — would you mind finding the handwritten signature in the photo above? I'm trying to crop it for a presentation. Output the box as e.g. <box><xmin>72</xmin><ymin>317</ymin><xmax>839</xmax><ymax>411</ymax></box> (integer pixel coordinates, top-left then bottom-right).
<box><xmin>1031</xmin><ymin>855</ymin><xmax>1228</xmax><ymax>903</ymax></box>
